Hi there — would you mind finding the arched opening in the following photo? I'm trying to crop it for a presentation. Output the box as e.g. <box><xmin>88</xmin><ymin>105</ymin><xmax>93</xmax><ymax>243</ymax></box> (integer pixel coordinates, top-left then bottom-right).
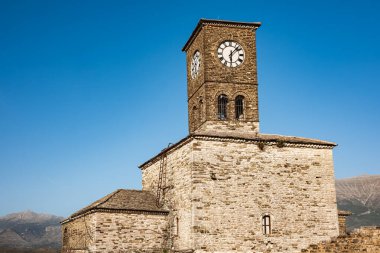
<box><xmin>262</xmin><ymin>215</ymin><xmax>271</xmax><ymax>235</ymax></box>
<box><xmin>235</xmin><ymin>95</ymin><xmax>244</xmax><ymax>119</ymax></box>
<box><xmin>217</xmin><ymin>94</ymin><xmax>228</xmax><ymax>120</ymax></box>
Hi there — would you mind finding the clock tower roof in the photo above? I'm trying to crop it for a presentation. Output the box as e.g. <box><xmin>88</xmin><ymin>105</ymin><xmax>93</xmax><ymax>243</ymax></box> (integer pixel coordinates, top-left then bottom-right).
<box><xmin>182</xmin><ymin>18</ymin><xmax>261</xmax><ymax>52</ymax></box>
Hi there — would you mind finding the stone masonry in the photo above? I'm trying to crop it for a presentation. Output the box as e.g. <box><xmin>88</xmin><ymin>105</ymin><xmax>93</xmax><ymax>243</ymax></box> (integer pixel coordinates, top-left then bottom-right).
<box><xmin>140</xmin><ymin>134</ymin><xmax>339</xmax><ymax>252</ymax></box>
<box><xmin>61</xmin><ymin>190</ymin><xmax>169</xmax><ymax>253</ymax></box>
<box><xmin>62</xmin><ymin>214</ymin><xmax>94</xmax><ymax>252</ymax></box>
<box><xmin>185</xmin><ymin>20</ymin><xmax>260</xmax><ymax>135</ymax></box>
<box><xmin>302</xmin><ymin>226</ymin><xmax>380</xmax><ymax>253</ymax></box>
<box><xmin>62</xmin><ymin>212</ymin><xmax>168</xmax><ymax>253</ymax></box>
<box><xmin>60</xmin><ymin>19</ymin><xmax>370</xmax><ymax>253</ymax></box>
<box><xmin>338</xmin><ymin>210</ymin><xmax>352</xmax><ymax>236</ymax></box>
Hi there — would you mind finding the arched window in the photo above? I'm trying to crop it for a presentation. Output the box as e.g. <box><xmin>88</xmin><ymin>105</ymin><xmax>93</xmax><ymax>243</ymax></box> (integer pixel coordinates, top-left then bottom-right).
<box><xmin>217</xmin><ymin>94</ymin><xmax>228</xmax><ymax>120</ymax></box>
<box><xmin>262</xmin><ymin>215</ymin><xmax>271</xmax><ymax>235</ymax></box>
<box><xmin>235</xmin><ymin>95</ymin><xmax>244</xmax><ymax>119</ymax></box>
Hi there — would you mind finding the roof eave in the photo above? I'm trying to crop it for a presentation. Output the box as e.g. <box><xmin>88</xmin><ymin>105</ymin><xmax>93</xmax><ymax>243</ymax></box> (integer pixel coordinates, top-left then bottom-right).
<box><xmin>61</xmin><ymin>207</ymin><xmax>170</xmax><ymax>224</ymax></box>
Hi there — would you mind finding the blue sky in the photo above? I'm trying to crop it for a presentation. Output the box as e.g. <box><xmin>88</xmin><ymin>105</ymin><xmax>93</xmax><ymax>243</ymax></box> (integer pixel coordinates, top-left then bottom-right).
<box><xmin>0</xmin><ymin>0</ymin><xmax>379</xmax><ymax>217</ymax></box>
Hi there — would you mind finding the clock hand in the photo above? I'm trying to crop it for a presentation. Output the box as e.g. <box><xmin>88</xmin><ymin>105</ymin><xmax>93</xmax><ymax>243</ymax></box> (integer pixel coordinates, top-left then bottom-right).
<box><xmin>228</xmin><ymin>46</ymin><xmax>241</xmax><ymax>62</ymax></box>
<box><xmin>231</xmin><ymin>46</ymin><xmax>240</xmax><ymax>56</ymax></box>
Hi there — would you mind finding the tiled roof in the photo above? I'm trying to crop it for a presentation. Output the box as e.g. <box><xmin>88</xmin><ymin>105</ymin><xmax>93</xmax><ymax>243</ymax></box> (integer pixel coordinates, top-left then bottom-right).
<box><xmin>66</xmin><ymin>189</ymin><xmax>168</xmax><ymax>221</ymax></box>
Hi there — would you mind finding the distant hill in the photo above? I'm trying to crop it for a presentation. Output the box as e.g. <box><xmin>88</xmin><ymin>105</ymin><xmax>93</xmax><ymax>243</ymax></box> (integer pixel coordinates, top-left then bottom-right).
<box><xmin>0</xmin><ymin>211</ymin><xmax>63</xmax><ymax>253</ymax></box>
<box><xmin>336</xmin><ymin>175</ymin><xmax>380</xmax><ymax>230</ymax></box>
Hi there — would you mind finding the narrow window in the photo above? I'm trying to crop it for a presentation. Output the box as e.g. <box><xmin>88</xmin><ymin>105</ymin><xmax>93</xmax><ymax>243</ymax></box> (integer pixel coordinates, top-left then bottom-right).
<box><xmin>63</xmin><ymin>228</ymin><xmax>68</xmax><ymax>244</ymax></box>
<box><xmin>262</xmin><ymin>215</ymin><xmax>271</xmax><ymax>235</ymax></box>
<box><xmin>235</xmin><ymin>95</ymin><xmax>244</xmax><ymax>119</ymax></box>
<box><xmin>176</xmin><ymin>217</ymin><xmax>179</xmax><ymax>236</ymax></box>
<box><xmin>192</xmin><ymin>106</ymin><xmax>197</xmax><ymax>130</ymax></box>
<box><xmin>217</xmin><ymin>94</ymin><xmax>228</xmax><ymax>120</ymax></box>
<box><xmin>199</xmin><ymin>99</ymin><xmax>203</xmax><ymax>123</ymax></box>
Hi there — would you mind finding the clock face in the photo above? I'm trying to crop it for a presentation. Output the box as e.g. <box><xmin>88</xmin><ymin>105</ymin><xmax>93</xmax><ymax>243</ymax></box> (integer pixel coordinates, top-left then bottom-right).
<box><xmin>217</xmin><ymin>41</ymin><xmax>245</xmax><ymax>68</ymax></box>
<box><xmin>191</xmin><ymin>50</ymin><xmax>201</xmax><ymax>79</ymax></box>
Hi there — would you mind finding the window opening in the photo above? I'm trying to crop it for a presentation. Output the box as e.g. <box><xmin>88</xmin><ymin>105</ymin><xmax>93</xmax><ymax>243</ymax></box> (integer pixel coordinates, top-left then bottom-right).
<box><xmin>217</xmin><ymin>94</ymin><xmax>228</xmax><ymax>120</ymax></box>
<box><xmin>235</xmin><ymin>95</ymin><xmax>244</xmax><ymax>119</ymax></box>
<box><xmin>262</xmin><ymin>215</ymin><xmax>271</xmax><ymax>235</ymax></box>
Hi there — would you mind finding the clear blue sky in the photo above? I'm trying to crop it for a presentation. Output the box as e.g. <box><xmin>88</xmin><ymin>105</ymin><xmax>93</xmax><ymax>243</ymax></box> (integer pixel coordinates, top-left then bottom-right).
<box><xmin>0</xmin><ymin>0</ymin><xmax>379</xmax><ymax>217</ymax></box>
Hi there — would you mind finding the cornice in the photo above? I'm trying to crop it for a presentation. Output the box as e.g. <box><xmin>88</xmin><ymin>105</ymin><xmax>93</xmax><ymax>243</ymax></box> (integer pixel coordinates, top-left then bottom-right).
<box><xmin>182</xmin><ymin>19</ymin><xmax>261</xmax><ymax>52</ymax></box>
<box><xmin>138</xmin><ymin>133</ymin><xmax>336</xmax><ymax>170</ymax></box>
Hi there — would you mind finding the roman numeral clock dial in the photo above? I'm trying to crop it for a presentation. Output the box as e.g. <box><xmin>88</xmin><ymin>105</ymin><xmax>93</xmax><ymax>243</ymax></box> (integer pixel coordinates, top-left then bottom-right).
<box><xmin>217</xmin><ymin>41</ymin><xmax>245</xmax><ymax>68</ymax></box>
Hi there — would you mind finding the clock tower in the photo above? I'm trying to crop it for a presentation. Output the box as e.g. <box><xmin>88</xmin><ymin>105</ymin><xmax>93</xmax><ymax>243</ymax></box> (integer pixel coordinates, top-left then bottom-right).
<box><xmin>62</xmin><ymin>19</ymin><xmax>340</xmax><ymax>253</ymax></box>
<box><xmin>183</xmin><ymin>19</ymin><xmax>261</xmax><ymax>136</ymax></box>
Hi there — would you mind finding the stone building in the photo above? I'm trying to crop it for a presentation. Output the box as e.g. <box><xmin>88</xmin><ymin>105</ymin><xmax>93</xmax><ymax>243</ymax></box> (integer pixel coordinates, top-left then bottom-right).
<box><xmin>61</xmin><ymin>19</ymin><xmax>343</xmax><ymax>253</ymax></box>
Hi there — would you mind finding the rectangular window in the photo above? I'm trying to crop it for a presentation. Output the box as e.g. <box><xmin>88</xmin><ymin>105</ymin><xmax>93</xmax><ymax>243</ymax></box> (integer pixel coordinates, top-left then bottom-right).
<box><xmin>174</xmin><ymin>217</ymin><xmax>179</xmax><ymax>236</ymax></box>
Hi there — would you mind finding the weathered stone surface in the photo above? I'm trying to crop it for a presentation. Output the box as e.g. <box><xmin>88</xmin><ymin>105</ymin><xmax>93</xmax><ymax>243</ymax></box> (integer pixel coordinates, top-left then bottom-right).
<box><xmin>142</xmin><ymin>139</ymin><xmax>194</xmax><ymax>251</ymax></box>
<box><xmin>141</xmin><ymin>136</ymin><xmax>339</xmax><ymax>252</ymax></box>
<box><xmin>62</xmin><ymin>214</ymin><xmax>95</xmax><ymax>252</ymax></box>
<box><xmin>185</xmin><ymin>21</ymin><xmax>260</xmax><ymax>135</ymax></box>
<box><xmin>302</xmin><ymin>226</ymin><xmax>380</xmax><ymax>253</ymax></box>
<box><xmin>61</xmin><ymin>212</ymin><xmax>168</xmax><ymax>253</ymax></box>
<box><xmin>338</xmin><ymin>210</ymin><xmax>352</xmax><ymax>236</ymax></box>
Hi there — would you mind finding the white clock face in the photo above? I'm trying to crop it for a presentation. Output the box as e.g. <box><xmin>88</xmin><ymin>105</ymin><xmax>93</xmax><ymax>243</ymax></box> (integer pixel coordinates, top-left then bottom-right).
<box><xmin>191</xmin><ymin>51</ymin><xmax>201</xmax><ymax>79</ymax></box>
<box><xmin>217</xmin><ymin>41</ymin><xmax>245</xmax><ymax>68</ymax></box>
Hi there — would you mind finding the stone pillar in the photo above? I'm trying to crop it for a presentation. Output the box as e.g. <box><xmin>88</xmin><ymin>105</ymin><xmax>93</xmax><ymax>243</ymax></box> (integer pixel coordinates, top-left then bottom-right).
<box><xmin>338</xmin><ymin>210</ymin><xmax>352</xmax><ymax>235</ymax></box>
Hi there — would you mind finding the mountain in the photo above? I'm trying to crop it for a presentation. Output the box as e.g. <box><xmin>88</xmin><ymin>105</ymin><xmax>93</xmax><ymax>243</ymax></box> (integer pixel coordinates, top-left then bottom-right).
<box><xmin>0</xmin><ymin>211</ymin><xmax>63</xmax><ymax>252</ymax></box>
<box><xmin>336</xmin><ymin>174</ymin><xmax>380</xmax><ymax>231</ymax></box>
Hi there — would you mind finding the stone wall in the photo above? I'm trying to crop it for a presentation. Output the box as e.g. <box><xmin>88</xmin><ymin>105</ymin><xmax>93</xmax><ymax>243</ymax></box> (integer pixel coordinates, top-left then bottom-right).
<box><xmin>186</xmin><ymin>25</ymin><xmax>204</xmax><ymax>101</ymax></box>
<box><xmin>142</xmin><ymin>140</ymin><xmax>194</xmax><ymax>251</ymax></box>
<box><xmin>186</xmin><ymin>24</ymin><xmax>205</xmax><ymax>133</ymax></box>
<box><xmin>62</xmin><ymin>214</ymin><xmax>95</xmax><ymax>253</ymax></box>
<box><xmin>92</xmin><ymin>212</ymin><xmax>168</xmax><ymax>253</ymax></box>
<box><xmin>142</xmin><ymin>136</ymin><xmax>339</xmax><ymax>252</ymax></box>
<box><xmin>190</xmin><ymin>138</ymin><xmax>339</xmax><ymax>252</ymax></box>
<box><xmin>62</xmin><ymin>211</ymin><xmax>168</xmax><ymax>253</ymax></box>
<box><xmin>302</xmin><ymin>226</ymin><xmax>380</xmax><ymax>253</ymax></box>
